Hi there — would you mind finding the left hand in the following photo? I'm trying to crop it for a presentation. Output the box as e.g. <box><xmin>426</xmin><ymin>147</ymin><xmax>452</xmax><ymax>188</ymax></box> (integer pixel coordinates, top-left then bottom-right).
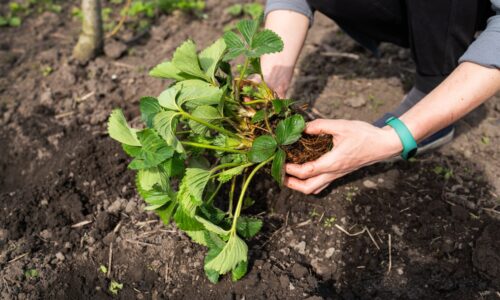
<box><xmin>284</xmin><ymin>119</ymin><xmax>403</xmax><ymax>194</ymax></box>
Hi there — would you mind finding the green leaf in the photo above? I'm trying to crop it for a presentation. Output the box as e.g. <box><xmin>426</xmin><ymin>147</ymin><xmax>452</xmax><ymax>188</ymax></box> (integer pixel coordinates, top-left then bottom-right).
<box><xmin>205</xmin><ymin>248</ymin><xmax>222</xmax><ymax>283</ymax></box>
<box><xmin>122</xmin><ymin>144</ymin><xmax>141</xmax><ymax>157</ymax></box>
<box><xmin>156</xmin><ymin>200</ymin><xmax>177</xmax><ymax>225</ymax></box>
<box><xmin>231</xmin><ymin>260</ymin><xmax>248</xmax><ymax>281</ymax></box>
<box><xmin>140</xmin><ymin>97</ymin><xmax>162</xmax><ymax>127</ymax></box>
<box><xmin>249</xmin><ymin>57</ymin><xmax>262</xmax><ymax>75</ymax></box>
<box><xmin>154</xmin><ymin>111</ymin><xmax>184</xmax><ymax>153</ymax></box>
<box><xmin>143</xmin><ymin>191</ymin><xmax>170</xmax><ymax>210</ymax></box>
<box><xmin>199</xmin><ymin>204</ymin><xmax>226</xmax><ymax>224</ymax></box>
<box><xmin>108</xmin><ymin>109</ymin><xmax>141</xmax><ymax>146</ymax></box>
<box><xmin>236</xmin><ymin>216</ymin><xmax>263</xmax><ymax>239</ymax></box>
<box><xmin>217</xmin><ymin>165</ymin><xmax>248</xmax><ymax>183</ymax></box>
<box><xmin>109</xmin><ymin>280</ymin><xmax>123</xmax><ymax>295</ymax></box>
<box><xmin>149</xmin><ymin>61</ymin><xmax>187</xmax><ymax>81</ymax></box>
<box><xmin>9</xmin><ymin>17</ymin><xmax>21</xmax><ymax>27</ymax></box>
<box><xmin>185</xmin><ymin>168</ymin><xmax>211</xmax><ymax>203</ymax></box>
<box><xmin>195</xmin><ymin>216</ymin><xmax>230</xmax><ymax>236</ymax></box>
<box><xmin>243</xmin><ymin>3</ymin><xmax>264</xmax><ymax>20</ymax></box>
<box><xmin>158</xmin><ymin>86</ymin><xmax>179</xmax><ymax>111</ymax></box>
<box><xmin>129</xmin><ymin>129</ymin><xmax>175</xmax><ymax>170</ymax></box>
<box><xmin>198</xmin><ymin>38</ymin><xmax>226</xmax><ymax>82</ymax></box>
<box><xmin>176</xmin><ymin>80</ymin><xmax>223</xmax><ymax>108</ymax></box>
<box><xmin>172</xmin><ymin>40</ymin><xmax>209</xmax><ymax>81</ymax></box>
<box><xmin>225</xmin><ymin>4</ymin><xmax>242</xmax><ymax>16</ymax></box>
<box><xmin>248</xmin><ymin>135</ymin><xmax>277</xmax><ymax>163</ymax></box>
<box><xmin>135</xmin><ymin>171</ymin><xmax>171</xmax><ymax>210</ymax></box>
<box><xmin>236</xmin><ymin>19</ymin><xmax>259</xmax><ymax>45</ymax></box>
<box><xmin>204</xmin><ymin>232</ymin><xmax>227</xmax><ymax>282</ymax></box>
<box><xmin>248</xmin><ymin>29</ymin><xmax>284</xmax><ymax>57</ymax></box>
<box><xmin>137</xmin><ymin>167</ymin><xmax>167</xmax><ymax>190</ymax></box>
<box><xmin>251</xmin><ymin>110</ymin><xmax>265</xmax><ymax>123</ymax></box>
<box><xmin>186</xmin><ymin>230</ymin><xmax>209</xmax><ymax>246</ymax></box>
<box><xmin>205</xmin><ymin>234</ymin><xmax>248</xmax><ymax>274</ymax></box>
<box><xmin>271</xmin><ymin>148</ymin><xmax>286</xmax><ymax>185</ymax></box>
<box><xmin>188</xmin><ymin>155</ymin><xmax>211</xmax><ymax>169</ymax></box>
<box><xmin>272</xmin><ymin>99</ymin><xmax>294</xmax><ymax>115</ymax></box>
<box><xmin>0</xmin><ymin>17</ymin><xmax>8</xmax><ymax>27</ymax></box>
<box><xmin>174</xmin><ymin>206</ymin><xmax>204</xmax><ymax>231</ymax></box>
<box><xmin>275</xmin><ymin>114</ymin><xmax>305</xmax><ymax>145</ymax></box>
<box><xmin>188</xmin><ymin>105</ymin><xmax>222</xmax><ymax>135</ymax></box>
<box><xmin>223</xmin><ymin>31</ymin><xmax>245</xmax><ymax>61</ymax></box>
<box><xmin>205</xmin><ymin>267</ymin><xmax>220</xmax><ymax>284</ymax></box>
<box><xmin>161</xmin><ymin>154</ymin><xmax>185</xmax><ymax>178</ymax></box>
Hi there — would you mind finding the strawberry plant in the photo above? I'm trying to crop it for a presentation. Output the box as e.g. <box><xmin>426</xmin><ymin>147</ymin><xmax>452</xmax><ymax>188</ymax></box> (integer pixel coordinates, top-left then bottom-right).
<box><xmin>108</xmin><ymin>18</ymin><xmax>331</xmax><ymax>282</ymax></box>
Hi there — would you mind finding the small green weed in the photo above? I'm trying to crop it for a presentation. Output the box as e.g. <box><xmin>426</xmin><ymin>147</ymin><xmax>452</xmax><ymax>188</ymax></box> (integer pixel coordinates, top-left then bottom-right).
<box><xmin>24</xmin><ymin>269</ymin><xmax>39</xmax><ymax>279</ymax></box>
<box><xmin>433</xmin><ymin>165</ymin><xmax>453</xmax><ymax>180</ymax></box>
<box><xmin>108</xmin><ymin>280</ymin><xmax>123</xmax><ymax>295</ymax></box>
<box><xmin>323</xmin><ymin>216</ymin><xmax>337</xmax><ymax>228</ymax></box>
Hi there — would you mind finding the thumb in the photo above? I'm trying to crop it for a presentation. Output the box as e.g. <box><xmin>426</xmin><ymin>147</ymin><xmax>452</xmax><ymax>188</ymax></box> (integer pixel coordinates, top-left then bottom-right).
<box><xmin>304</xmin><ymin>119</ymin><xmax>350</xmax><ymax>136</ymax></box>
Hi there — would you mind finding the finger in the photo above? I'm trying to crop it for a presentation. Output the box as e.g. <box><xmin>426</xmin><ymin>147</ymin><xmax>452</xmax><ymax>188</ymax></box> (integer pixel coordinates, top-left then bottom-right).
<box><xmin>284</xmin><ymin>173</ymin><xmax>335</xmax><ymax>195</ymax></box>
<box><xmin>313</xmin><ymin>183</ymin><xmax>330</xmax><ymax>195</ymax></box>
<box><xmin>304</xmin><ymin>119</ymin><xmax>350</xmax><ymax>136</ymax></box>
<box><xmin>285</xmin><ymin>152</ymin><xmax>334</xmax><ymax>179</ymax></box>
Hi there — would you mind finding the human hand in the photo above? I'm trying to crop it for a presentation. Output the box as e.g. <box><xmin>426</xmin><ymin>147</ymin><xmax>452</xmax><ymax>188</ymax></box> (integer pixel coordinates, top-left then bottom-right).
<box><xmin>284</xmin><ymin>119</ymin><xmax>403</xmax><ymax>194</ymax></box>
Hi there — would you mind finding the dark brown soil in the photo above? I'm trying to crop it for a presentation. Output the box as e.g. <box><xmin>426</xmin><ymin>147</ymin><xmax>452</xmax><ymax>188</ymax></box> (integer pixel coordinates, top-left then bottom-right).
<box><xmin>1</xmin><ymin>1</ymin><xmax>500</xmax><ymax>300</ymax></box>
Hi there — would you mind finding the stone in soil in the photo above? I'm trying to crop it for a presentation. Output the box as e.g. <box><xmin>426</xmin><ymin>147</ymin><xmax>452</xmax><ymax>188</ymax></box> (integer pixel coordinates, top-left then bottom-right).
<box><xmin>291</xmin><ymin>263</ymin><xmax>308</xmax><ymax>279</ymax></box>
<box><xmin>344</xmin><ymin>95</ymin><xmax>366</xmax><ymax>108</ymax></box>
<box><xmin>104</xmin><ymin>40</ymin><xmax>128</xmax><ymax>59</ymax></box>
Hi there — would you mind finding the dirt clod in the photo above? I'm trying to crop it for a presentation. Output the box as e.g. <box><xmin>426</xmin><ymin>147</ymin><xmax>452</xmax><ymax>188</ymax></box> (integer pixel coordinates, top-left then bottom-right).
<box><xmin>291</xmin><ymin>263</ymin><xmax>308</xmax><ymax>279</ymax></box>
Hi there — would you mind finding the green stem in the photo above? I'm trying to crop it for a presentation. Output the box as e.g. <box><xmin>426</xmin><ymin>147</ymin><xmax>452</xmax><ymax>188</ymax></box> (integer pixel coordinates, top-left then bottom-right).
<box><xmin>179</xmin><ymin>111</ymin><xmax>243</xmax><ymax>140</ymax></box>
<box><xmin>180</xmin><ymin>141</ymin><xmax>245</xmax><ymax>154</ymax></box>
<box><xmin>228</xmin><ymin>176</ymin><xmax>236</xmax><ymax>217</ymax></box>
<box><xmin>263</xmin><ymin>107</ymin><xmax>273</xmax><ymax>133</ymax></box>
<box><xmin>242</xmin><ymin>99</ymin><xmax>267</xmax><ymax>105</ymax></box>
<box><xmin>238</xmin><ymin>58</ymin><xmax>250</xmax><ymax>89</ymax></box>
<box><xmin>176</xmin><ymin>130</ymin><xmax>192</xmax><ymax>134</ymax></box>
<box><xmin>230</xmin><ymin>156</ymin><xmax>274</xmax><ymax>234</ymax></box>
<box><xmin>207</xmin><ymin>181</ymin><xmax>223</xmax><ymax>205</ymax></box>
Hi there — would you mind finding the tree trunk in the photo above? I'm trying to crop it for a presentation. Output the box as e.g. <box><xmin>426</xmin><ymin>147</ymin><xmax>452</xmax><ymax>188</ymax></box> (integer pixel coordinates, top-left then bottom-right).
<box><xmin>73</xmin><ymin>0</ymin><xmax>103</xmax><ymax>62</ymax></box>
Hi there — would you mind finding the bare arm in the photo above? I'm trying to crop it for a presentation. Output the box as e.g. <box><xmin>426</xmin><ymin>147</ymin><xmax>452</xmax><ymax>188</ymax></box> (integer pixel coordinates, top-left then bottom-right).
<box><xmin>285</xmin><ymin>62</ymin><xmax>500</xmax><ymax>194</ymax></box>
<box><xmin>261</xmin><ymin>10</ymin><xmax>309</xmax><ymax>97</ymax></box>
<box><xmin>400</xmin><ymin>62</ymin><xmax>500</xmax><ymax>141</ymax></box>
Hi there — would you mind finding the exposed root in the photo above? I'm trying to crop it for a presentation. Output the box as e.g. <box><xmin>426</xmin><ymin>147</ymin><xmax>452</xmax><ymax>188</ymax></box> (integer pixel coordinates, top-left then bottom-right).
<box><xmin>283</xmin><ymin>134</ymin><xmax>333</xmax><ymax>164</ymax></box>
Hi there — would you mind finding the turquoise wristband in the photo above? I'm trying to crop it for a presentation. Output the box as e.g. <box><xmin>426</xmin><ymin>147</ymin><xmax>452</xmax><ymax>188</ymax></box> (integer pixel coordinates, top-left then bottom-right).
<box><xmin>385</xmin><ymin>116</ymin><xmax>418</xmax><ymax>160</ymax></box>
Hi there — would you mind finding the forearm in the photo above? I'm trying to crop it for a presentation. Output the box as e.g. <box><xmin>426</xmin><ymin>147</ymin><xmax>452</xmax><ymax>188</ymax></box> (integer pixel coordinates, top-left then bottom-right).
<box><xmin>261</xmin><ymin>10</ymin><xmax>309</xmax><ymax>96</ymax></box>
<box><xmin>400</xmin><ymin>62</ymin><xmax>500</xmax><ymax>142</ymax></box>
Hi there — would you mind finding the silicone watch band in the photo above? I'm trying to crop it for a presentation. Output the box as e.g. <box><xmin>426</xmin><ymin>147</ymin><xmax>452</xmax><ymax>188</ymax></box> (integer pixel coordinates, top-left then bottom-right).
<box><xmin>385</xmin><ymin>116</ymin><xmax>418</xmax><ymax>160</ymax></box>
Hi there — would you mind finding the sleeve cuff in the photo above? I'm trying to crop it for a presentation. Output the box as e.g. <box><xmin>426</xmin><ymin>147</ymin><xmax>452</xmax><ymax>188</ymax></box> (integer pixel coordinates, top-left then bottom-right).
<box><xmin>265</xmin><ymin>0</ymin><xmax>314</xmax><ymax>26</ymax></box>
<box><xmin>459</xmin><ymin>15</ymin><xmax>500</xmax><ymax>69</ymax></box>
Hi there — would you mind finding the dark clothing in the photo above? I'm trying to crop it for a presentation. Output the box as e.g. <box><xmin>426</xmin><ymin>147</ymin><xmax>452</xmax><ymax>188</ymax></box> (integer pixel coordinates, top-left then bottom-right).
<box><xmin>266</xmin><ymin>0</ymin><xmax>498</xmax><ymax>93</ymax></box>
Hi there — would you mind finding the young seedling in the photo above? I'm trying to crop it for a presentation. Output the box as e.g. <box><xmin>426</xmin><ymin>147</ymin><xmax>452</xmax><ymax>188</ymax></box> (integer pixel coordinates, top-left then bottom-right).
<box><xmin>108</xmin><ymin>18</ymin><xmax>331</xmax><ymax>282</ymax></box>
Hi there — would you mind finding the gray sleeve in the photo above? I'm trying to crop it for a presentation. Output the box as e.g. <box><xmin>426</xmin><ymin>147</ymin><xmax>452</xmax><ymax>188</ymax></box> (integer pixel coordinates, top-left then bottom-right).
<box><xmin>265</xmin><ymin>0</ymin><xmax>314</xmax><ymax>25</ymax></box>
<box><xmin>459</xmin><ymin>0</ymin><xmax>500</xmax><ymax>68</ymax></box>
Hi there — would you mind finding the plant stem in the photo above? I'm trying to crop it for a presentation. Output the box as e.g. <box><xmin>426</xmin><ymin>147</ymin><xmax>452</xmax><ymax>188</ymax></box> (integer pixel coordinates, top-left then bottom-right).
<box><xmin>180</xmin><ymin>141</ymin><xmax>246</xmax><ymax>154</ymax></box>
<box><xmin>263</xmin><ymin>108</ymin><xmax>273</xmax><ymax>133</ymax></box>
<box><xmin>207</xmin><ymin>181</ymin><xmax>223</xmax><ymax>205</ymax></box>
<box><xmin>238</xmin><ymin>58</ymin><xmax>250</xmax><ymax>89</ymax></box>
<box><xmin>228</xmin><ymin>176</ymin><xmax>236</xmax><ymax>217</ymax></box>
<box><xmin>179</xmin><ymin>111</ymin><xmax>243</xmax><ymax>141</ymax></box>
<box><xmin>242</xmin><ymin>100</ymin><xmax>267</xmax><ymax>105</ymax></box>
<box><xmin>230</xmin><ymin>156</ymin><xmax>274</xmax><ymax>234</ymax></box>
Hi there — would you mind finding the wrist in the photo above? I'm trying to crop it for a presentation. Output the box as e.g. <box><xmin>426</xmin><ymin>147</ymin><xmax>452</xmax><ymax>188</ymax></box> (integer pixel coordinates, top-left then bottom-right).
<box><xmin>381</xmin><ymin>126</ymin><xmax>404</xmax><ymax>158</ymax></box>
